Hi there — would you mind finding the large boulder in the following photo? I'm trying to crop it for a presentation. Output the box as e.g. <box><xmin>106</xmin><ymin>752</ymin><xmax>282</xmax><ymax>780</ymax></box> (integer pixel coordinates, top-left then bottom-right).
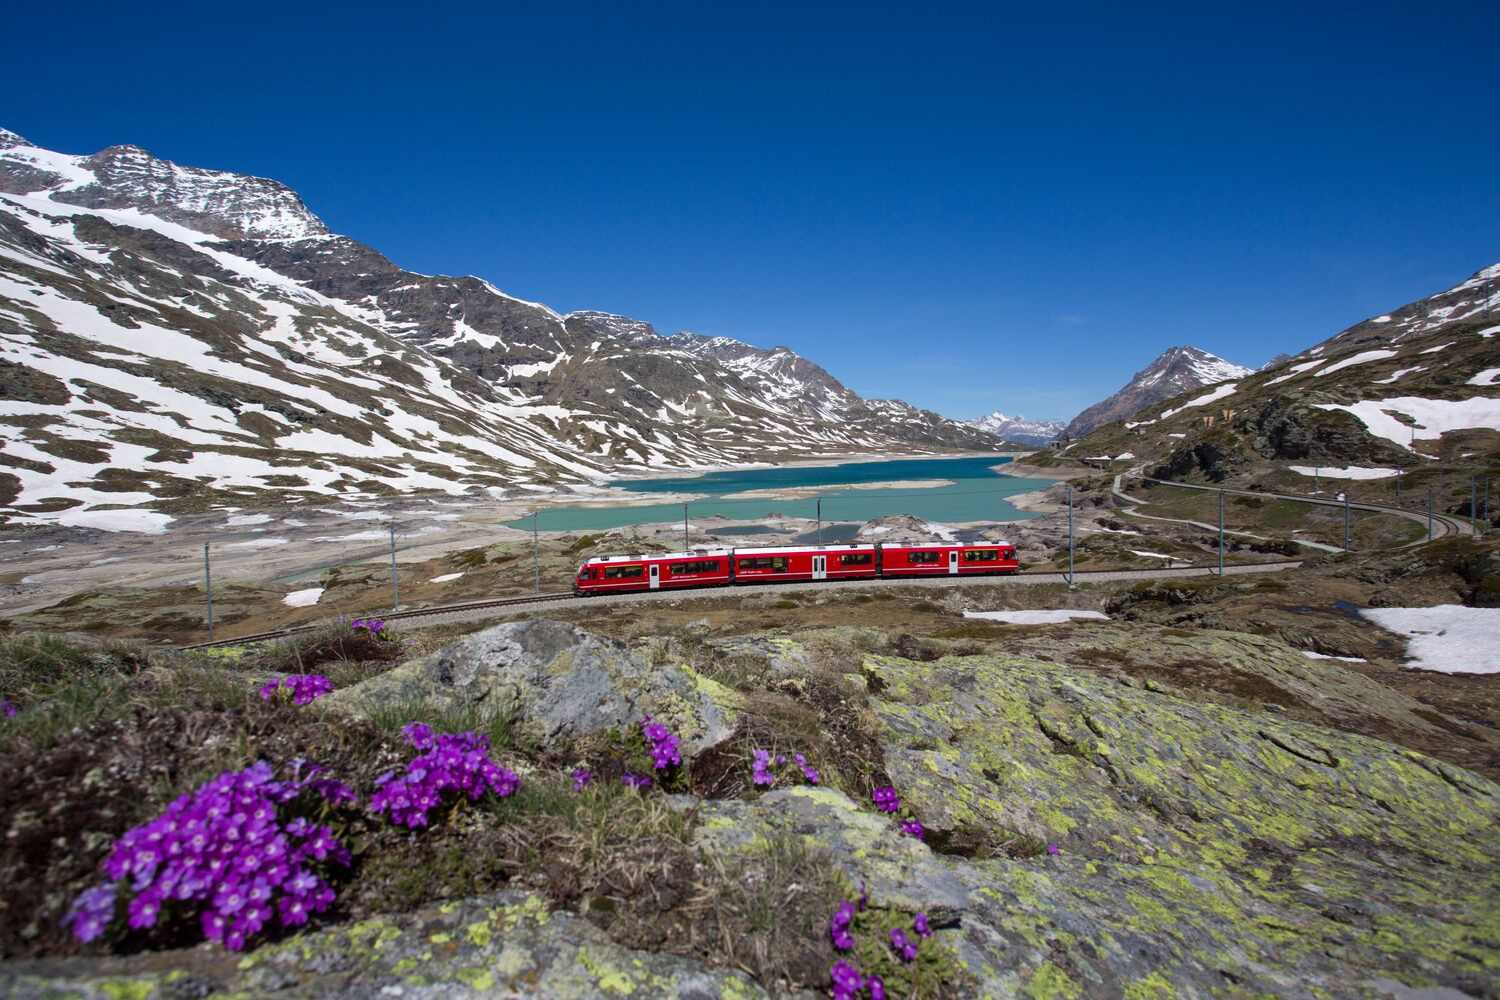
<box><xmin>0</xmin><ymin>890</ymin><xmax>769</xmax><ymax>999</ymax></box>
<box><xmin>329</xmin><ymin>620</ymin><xmax>741</xmax><ymax>754</ymax></box>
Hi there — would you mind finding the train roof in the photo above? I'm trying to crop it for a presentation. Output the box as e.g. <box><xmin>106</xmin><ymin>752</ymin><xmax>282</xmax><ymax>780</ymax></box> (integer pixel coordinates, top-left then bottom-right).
<box><xmin>881</xmin><ymin>540</ymin><xmax>1011</xmax><ymax>548</ymax></box>
<box><xmin>731</xmin><ymin>543</ymin><xmax>876</xmax><ymax>556</ymax></box>
<box><xmin>583</xmin><ymin>548</ymin><xmax>732</xmax><ymax>565</ymax></box>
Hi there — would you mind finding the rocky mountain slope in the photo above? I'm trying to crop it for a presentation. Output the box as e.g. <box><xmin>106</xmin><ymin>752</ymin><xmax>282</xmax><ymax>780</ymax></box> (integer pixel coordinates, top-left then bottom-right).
<box><xmin>965</xmin><ymin>411</ymin><xmax>1064</xmax><ymax>447</ymax></box>
<box><xmin>0</xmin><ymin>129</ymin><xmax>999</xmax><ymax>532</ymax></box>
<box><xmin>1063</xmin><ymin>346</ymin><xmax>1252</xmax><ymax>439</ymax></box>
<box><xmin>1052</xmin><ymin>264</ymin><xmax>1500</xmax><ymax>485</ymax></box>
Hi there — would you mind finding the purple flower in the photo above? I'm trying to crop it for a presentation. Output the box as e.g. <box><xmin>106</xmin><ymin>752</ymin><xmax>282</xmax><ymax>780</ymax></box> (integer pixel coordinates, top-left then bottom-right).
<box><xmin>866</xmin><ymin>975</ymin><xmax>887</xmax><ymax>1000</ymax></box>
<box><xmin>259</xmin><ymin>674</ymin><xmax>334</xmax><ymax>706</ymax></box>
<box><xmin>401</xmin><ymin>722</ymin><xmax>435</xmax><ymax>750</ymax></box>
<box><xmin>1</xmin><ymin>697</ymin><xmax>16</xmax><ymax>718</ymax></box>
<box><xmin>621</xmin><ymin>771</ymin><xmax>653</xmax><ymax>790</ymax></box>
<box><xmin>571</xmin><ymin>767</ymin><xmax>593</xmax><ymax>791</ymax></box>
<box><xmin>751</xmin><ymin>748</ymin><xmax>775</xmax><ymax>788</ymax></box>
<box><xmin>900</xmin><ymin>819</ymin><xmax>925</xmax><ymax>840</ymax></box>
<box><xmin>889</xmin><ymin>927</ymin><xmax>918</xmax><ymax>963</ymax></box>
<box><xmin>913</xmin><ymin>912</ymin><xmax>932</xmax><ymax>938</ymax></box>
<box><xmin>1047</xmin><ymin>842</ymin><xmax>1061</xmax><ymax>856</ymax></box>
<box><xmin>370</xmin><ymin>728</ymin><xmax>520</xmax><ymax>829</ymax></box>
<box><xmin>829</xmin><ymin>899</ymin><xmax>856</xmax><ymax>951</ymax></box>
<box><xmin>353</xmin><ymin>618</ymin><xmax>386</xmax><ymax>635</ymax></box>
<box><xmin>640</xmin><ymin>715</ymin><xmax>681</xmax><ymax>771</ymax></box>
<box><xmin>872</xmin><ymin>786</ymin><xmax>900</xmax><ymax>813</ymax></box>
<box><xmin>64</xmin><ymin>760</ymin><xmax>355</xmax><ymax>950</ymax></box>
<box><xmin>793</xmin><ymin>752</ymin><xmax>820</xmax><ymax>784</ymax></box>
<box><xmin>830</xmin><ymin>960</ymin><xmax>864</xmax><ymax>998</ymax></box>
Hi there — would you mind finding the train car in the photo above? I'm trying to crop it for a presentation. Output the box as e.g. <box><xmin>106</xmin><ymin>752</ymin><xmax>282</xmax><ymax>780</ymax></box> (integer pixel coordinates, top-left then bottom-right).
<box><xmin>730</xmin><ymin>543</ymin><xmax>879</xmax><ymax>584</ymax></box>
<box><xmin>878</xmin><ymin>542</ymin><xmax>1019</xmax><ymax>577</ymax></box>
<box><xmin>574</xmin><ymin>548</ymin><xmax>733</xmax><ymax>595</ymax></box>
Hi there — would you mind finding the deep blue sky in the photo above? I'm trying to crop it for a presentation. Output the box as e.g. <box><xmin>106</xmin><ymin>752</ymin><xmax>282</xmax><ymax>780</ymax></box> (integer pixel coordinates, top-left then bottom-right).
<box><xmin>6</xmin><ymin>2</ymin><xmax>1497</xmax><ymax>420</ymax></box>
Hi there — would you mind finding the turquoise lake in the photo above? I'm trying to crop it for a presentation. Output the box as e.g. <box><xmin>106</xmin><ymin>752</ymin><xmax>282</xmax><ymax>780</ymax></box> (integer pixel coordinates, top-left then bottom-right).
<box><xmin>507</xmin><ymin>456</ymin><xmax>1049</xmax><ymax>532</ymax></box>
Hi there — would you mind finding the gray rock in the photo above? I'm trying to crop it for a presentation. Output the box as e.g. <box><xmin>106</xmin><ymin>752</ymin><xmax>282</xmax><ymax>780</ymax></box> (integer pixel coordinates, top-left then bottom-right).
<box><xmin>331</xmin><ymin>619</ymin><xmax>742</xmax><ymax>753</ymax></box>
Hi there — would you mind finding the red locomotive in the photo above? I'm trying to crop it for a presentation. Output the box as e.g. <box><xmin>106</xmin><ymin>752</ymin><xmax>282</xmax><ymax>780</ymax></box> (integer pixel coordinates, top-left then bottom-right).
<box><xmin>573</xmin><ymin>541</ymin><xmax>1018</xmax><ymax>595</ymax></box>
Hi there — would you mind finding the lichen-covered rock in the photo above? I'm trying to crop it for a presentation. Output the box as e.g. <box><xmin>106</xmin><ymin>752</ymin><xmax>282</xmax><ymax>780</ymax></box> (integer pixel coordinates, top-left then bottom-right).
<box><xmin>867</xmin><ymin>651</ymin><xmax>1500</xmax><ymax>998</ymax></box>
<box><xmin>328</xmin><ymin>619</ymin><xmax>741</xmax><ymax>753</ymax></box>
<box><xmin>0</xmin><ymin>891</ymin><xmax>769</xmax><ymax>999</ymax></box>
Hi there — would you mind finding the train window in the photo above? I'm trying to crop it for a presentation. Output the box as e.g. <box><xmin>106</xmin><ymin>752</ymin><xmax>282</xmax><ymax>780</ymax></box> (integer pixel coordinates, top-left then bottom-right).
<box><xmin>670</xmin><ymin>560</ymin><xmax>719</xmax><ymax>574</ymax></box>
<box><xmin>963</xmin><ymin>550</ymin><xmax>999</xmax><ymax>562</ymax></box>
<box><xmin>602</xmin><ymin>565</ymin><xmax>645</xmax><ymax>579</ymax></box>
<box><xmin>907</xmin><ymin>551</ymin><xmax>940</xmax><ymax>564</ymax></box>
<box><xmin>838</xmin><ymin>553</ymin><xmax>872</xmax><ymax>566</ymax></box>
<box><xmin>737</xmin><ymin>557</ymin><xmax>789</xmax><ymax>571</ymax></box>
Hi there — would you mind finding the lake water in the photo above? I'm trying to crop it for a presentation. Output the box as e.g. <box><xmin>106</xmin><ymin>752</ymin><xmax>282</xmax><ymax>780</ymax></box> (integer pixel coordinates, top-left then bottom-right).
<box><xmin>507</xmin><ymin>456</ymin><xmax>1049</xmax><ymax>533</ymax></box>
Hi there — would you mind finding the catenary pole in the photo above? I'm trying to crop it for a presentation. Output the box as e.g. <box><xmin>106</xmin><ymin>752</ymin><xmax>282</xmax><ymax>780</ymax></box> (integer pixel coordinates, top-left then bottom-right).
<box><xmin>389</xmin><ymin>524</ymin><xmax>400</xmax><ymax>609</ymax></box>
<box><xmin>683</xmin><ymin>503</ymin><xmax>689</xmax><ymax>551</ymax></box>
<box><xmin>1218</xmin><ymin>490</ymin><xmax>1225</xmax><ymax>574</ymax></box>
<box><xmin>1343</xmin><ymin>491</ymin><xmax>1351</xmax><ymax>551</ymax></box>
<box><xmin>1472</xmin><ymin>477</ymin><xmax>1479</xmax><ymax>533</ymax></box>
<box><xmin>1427</xmin><ymin>492</ymin><xmax>1434</xmax><ymax>541</ymax></box>
<box><xmin>816</xmin><ymin>498</ymin><xmax>822</xmax><ymax>545</ymax></box>
<box><xmin>533</xmin><ymin>511</ymin><xmax>540</xmax><ymax>593</ymax></box>
<box><xmin>203</xmin><ymin>543</ymin><xmax>213</xmax><ymax>639</ymax></box>
<box><xmin>1066</xmin><ymin>483</ymin><xmax>1074</xmax><ymax>587</ymax></box>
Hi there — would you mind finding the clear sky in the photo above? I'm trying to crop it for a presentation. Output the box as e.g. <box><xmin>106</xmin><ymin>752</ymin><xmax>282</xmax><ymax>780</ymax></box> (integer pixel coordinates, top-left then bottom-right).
<box><xmin>5</xmin><ymin>2</ymin><xmax>1497</xmax><ymax>421</ymax></box>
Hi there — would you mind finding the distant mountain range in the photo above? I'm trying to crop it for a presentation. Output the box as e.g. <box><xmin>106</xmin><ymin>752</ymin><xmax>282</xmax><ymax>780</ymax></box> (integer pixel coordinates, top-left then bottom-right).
<box><xmin>1063</xmin><ymin>347</ymin><xmax>1253</xmax><ymax>439</ymax></box>
<box><xmin>966</xmin><ymin>412</ymin><xmax>1067</xmax><ymax>447</ymax></box>
<box><xmin>0</xmin><ymin>129</ymin><xmax>1002</xmax><ymax>530</ymax></box>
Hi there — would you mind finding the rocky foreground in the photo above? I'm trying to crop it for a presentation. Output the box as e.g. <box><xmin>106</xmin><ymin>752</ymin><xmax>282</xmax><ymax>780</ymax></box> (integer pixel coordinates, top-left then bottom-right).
<box><xmin>3</xmin><ymin>609</ymin><xmax>1498</xmax><ymax>1000</ymax></box>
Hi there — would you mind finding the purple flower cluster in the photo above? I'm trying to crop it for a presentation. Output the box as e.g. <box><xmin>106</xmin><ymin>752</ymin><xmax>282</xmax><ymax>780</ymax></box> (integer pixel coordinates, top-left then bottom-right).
<box><xmin>369</xmin><ymin>724</ymin><xmax>520</xmax><ymax>829</ymax></box>
<box><xmin>640</xmin><ymin>715</ymin><xmax>681</xmax><ymax>771</ymax></box>
<box><xmin>571</xmin><ymin>767</ymin><xmax>592</xmax><ymax>791</ymax></box>
<box><xmin>828</xmin><ymin>893</ymin><xmax>886</xmax><ymax>997</ymax></box>
<box><xmin>351</xmin><ymin>618</ymin><xmax>386</xmax><ymax>635</ymax></box>
<box><xmin>1</xmin><ymin>697</ymin><xmax>17</xmax><ymax>718</ymax></box>
<box><xmin>621</xmin><ymin>771</ymin><xmax>653</xmax><ymax>790</ymax></box>
<box><xmin>831</xmin><ymin>960</ymin><xmax>885</xmax><ymax>1000</ymax></box>
<box><xmin>888</xmin><ymin>911</ymin><xmax>932</xmax><ymax>964</ymax></box>
<box><xmin>751</xmin><ymin>748</ymin><xmax>820</xmax><ymax>788</ymax></box>
<box><xmin>63</xmin><ymin>760</ymin><xmax>354</xmax><ymax>951</ymax></box>
<box><xmin>871</xmin><ymin>786</ymin><xmax>900</xmax><ymax>813</ymax></box>
<box><xmin>899</xmin><ymin>819</ymin><xmax>925</xmax><ymax>841</ymax></box>
<box><xmin>258</xmin><ymin>674</ymin><xmax>334</xmax><ymax>706</ymax></box>
<box><xmin>1047</xmin><ymin>842</ymin><xmax>1061</xmax><ymax>856</ymax></box>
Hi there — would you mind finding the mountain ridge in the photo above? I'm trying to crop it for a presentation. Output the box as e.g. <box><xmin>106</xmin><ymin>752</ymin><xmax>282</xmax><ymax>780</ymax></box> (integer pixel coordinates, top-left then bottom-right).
<box><xmin>0</xmin><ymin>131</ymin><xmax>1001</xmax><ymax>531</ymax></box>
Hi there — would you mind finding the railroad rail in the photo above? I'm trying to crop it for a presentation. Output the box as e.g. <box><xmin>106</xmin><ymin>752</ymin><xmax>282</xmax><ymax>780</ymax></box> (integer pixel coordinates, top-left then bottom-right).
<box><xmin>177</xmin><ymin>560</ymin><xmax>1300</xmax><ymax>650</ymax></box>
<box><xmin>178</xmin><ymin>474</ymin><xmax>1473</xmax><ymax>651</ymax></box>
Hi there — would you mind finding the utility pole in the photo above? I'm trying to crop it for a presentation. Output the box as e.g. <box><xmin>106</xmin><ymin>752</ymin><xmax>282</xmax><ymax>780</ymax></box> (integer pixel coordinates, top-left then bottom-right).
<box><xmin>388</xmin><ymin>524</ymin><xmax>400</xmax><ymax>610</ymax></box>
<box><xmin>1066</xmin><ymin>483</ymin><xmax>1075</xmax><ymax>587</ymax></box>
<box><xmin>816</xmin><ymin>498</ymin><xmax>822</xmax><ymax>545</ymax></box>
<box><xmin>682</xmin><ymin>502</ymin><xmax>689</xmax><ymax>551</ymax></box>
<box><xmin>203</xmin><ymin>543</ymin><xmax>213</xmax><ymax>639</ymax></box>
<box><xmin>1314</xmin><ymin>467</ymin><xmax>1319</xmax><ymax>493</ymax></box>
<box><xmin>1218</xmin><ymin>490</ymin><xmax>1225</xmax><ymax>575</ymax></box>
<box><xmin>1472</xmin><ymin>477</ymin><xmax>1480</xmax><ymax>533</ymax></box>
<box><xmin>1485</xmin><ymin>478</ymin><xmax>1491</xmax><ymax>535</ymax></box>
<box><xmin>1343</xmin><ymin>491</ymin><xmax>1351</xmax><ymax>552</ymax></box>
<box><xmin>1427</xmin><ymin>492</ymin><xmax>1434</xmax><ymax>541</ymax></box>
<box><xmin>533</xmin><ymin>511</ymin><xmax>540</xmax><ymax>593</ymax></box>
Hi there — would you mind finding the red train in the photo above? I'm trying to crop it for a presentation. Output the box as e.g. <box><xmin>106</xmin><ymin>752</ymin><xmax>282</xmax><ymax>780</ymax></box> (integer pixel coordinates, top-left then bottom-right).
<box><xmin>573</xmin><ymin>541</ymin><xmax>1019</xmax><ymax>595</ymax></box>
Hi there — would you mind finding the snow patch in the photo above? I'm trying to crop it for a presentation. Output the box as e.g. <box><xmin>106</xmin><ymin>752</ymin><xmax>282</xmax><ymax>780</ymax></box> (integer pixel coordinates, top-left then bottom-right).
<box><xmin>282</xmin><ymin>587</ymin><xmax>324</xmax><ymax>608</ymax></box>
<box><xmin>962</xmin><ymin>609</ymin><xmax>1109</xmax><ymax>625</ymax></box>
<box><xmin>1314</xmin><ymin>350</ymin><xmax>1397</xmax><ymax>377</ymax></box>
<box><xmin>1288</xmin><ymin>466</ymin><xmax>1400</xmax><ymax>480</ymax></box>
<box><xmin>1314</xmin><ymin>396</ymin><xmax>1500</xmax><ymax>451</ymax></box>
<box><xmin>429</xmin><ymin>572</ymin><xmax>464</xmax><ymax>583</ymax></box>
<box><xmin>1302</xmin><ymin>651</ymin><xmax>1366</xmax><ymax>663</ymax></box>
<box><xmin>1360</xmin><ymin>606</ymin><xmax>1500</xmax><ymax>675</ymax></box>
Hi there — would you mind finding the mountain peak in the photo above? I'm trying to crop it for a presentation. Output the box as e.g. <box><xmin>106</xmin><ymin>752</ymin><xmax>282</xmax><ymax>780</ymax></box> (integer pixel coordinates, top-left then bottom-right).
<box><xmin>0</xmin><ymin>132</ymin><xmax>328</xmax><ymax>241</ymax></box>
<box><xmin>1064</xmin><ymin>345</ymin><xmax>1250</xmax><ymax>438</ymax></box>
<box><xmin>967</xmin><ymin>411</ymin><xmax>1066</xmax><ymax>446</ymax></box>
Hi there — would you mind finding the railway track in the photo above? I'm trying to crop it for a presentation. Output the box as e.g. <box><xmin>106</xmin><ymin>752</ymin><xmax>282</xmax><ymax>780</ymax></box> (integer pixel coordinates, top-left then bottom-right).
<box><xmin>178</xmin><ymin>560</ymin><xmax>1301</xmax><ymax>650</ymax></box>
<box><xmin>179</xmin><ymin>474</ymin><xmax>1474</xmax><ymax>651</ymax></box>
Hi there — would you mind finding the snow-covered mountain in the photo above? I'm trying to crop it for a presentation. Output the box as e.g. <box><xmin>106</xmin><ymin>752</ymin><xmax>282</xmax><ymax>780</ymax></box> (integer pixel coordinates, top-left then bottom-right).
<box><xmin>966</xmin><ymin>412</ymin><xmax>1065</xmax><ymax>447</ymax></box>
<box><xmin>1063</xmin><ymin>347</ymin><xmax>1252</xmax><ymax>439</ymax></box>
<box><xmin>1057</xmin><ymin>265</ymin><xmax>1500</xmax><ymax>482</ymax></box>
<box><xmin>0</xmin><ymin>129</ymin><xmax>1001</xmax><ymax>531</ymax></box>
